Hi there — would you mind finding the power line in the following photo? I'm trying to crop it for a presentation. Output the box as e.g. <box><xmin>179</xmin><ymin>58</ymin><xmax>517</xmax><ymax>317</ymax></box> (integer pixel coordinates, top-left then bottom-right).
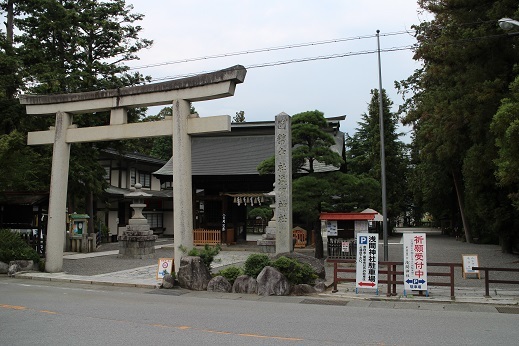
<box><xmin>128</xmin><ymin>30</ymin><xmax>414</xmax><ymax>71</ymax></box>
<box><xmin>19</xmin><ymin>29</ymin><xmax>510</xmax><ymax>93</ymax></box>
<box><xmin>147</xmin><ymin>45</ymin><xmax>415</xmax><ymax>83</ymax></box>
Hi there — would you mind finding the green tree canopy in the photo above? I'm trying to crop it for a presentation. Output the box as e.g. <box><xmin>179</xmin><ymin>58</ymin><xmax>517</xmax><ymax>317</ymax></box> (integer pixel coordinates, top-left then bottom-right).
<box><xmin>0</xmin><ymin>1</ymin><xmax>152</xmax><ymax>220</ymax></box>
<box><xmin>491</xmin><ymin>75</ymin><xmax>519</xmax><ymax>210</ymax></box>
<box><xmin>292</xmin><ymin>110</ymin><xmax>344</xmax><ymax>173</ymax></box>
<box><xmin>257</xmin><ymin>110</ymin><xmax>344</xmax><ymax>174</ymax></box>
<box><xmin>396</xmin><ymin>0</ymin><xmax>519</xmax><ymax>249</ymax></box>
<box><xmin>233</xmin><ymin>110</ymin><xmax>245</xmax><ymax>123</ymax></box>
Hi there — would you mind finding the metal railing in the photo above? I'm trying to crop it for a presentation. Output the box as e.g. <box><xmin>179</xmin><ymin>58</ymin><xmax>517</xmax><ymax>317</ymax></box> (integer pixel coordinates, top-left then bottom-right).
<box><xmin>328</xmin><ymin>259</ymin><xmax>461</xmax><ymax>299</ymax></box>
<box><xmin>472</xmin><ymin>267</ymin><xmax>519</xmax><ymax>297</ymax></box>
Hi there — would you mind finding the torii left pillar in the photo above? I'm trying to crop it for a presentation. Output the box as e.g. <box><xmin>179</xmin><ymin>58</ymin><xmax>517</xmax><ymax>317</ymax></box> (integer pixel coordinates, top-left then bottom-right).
<box><xmin>21</xmin><ymin>65</ymin><xmax>247</xmax><ymax>272</ymax></box>
<box><xmin>46</xmin><ymin>111</ymin><xmax>72</xmax><ymax>272</ymax></box>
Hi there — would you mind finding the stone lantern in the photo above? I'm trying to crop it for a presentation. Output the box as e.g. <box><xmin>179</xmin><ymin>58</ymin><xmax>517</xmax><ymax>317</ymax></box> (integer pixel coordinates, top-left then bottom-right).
<box><xmin>118</xmin><ymin>183</ymin><xmax>158</xmax><ymax>258</ymax></box>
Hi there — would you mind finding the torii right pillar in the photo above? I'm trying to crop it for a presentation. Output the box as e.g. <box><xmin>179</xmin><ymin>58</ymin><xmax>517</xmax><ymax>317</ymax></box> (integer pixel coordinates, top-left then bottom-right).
<box><xmin>275</xmin><ymin>112</ymin><xmax>293</xmax><ymax>253</ymax></box>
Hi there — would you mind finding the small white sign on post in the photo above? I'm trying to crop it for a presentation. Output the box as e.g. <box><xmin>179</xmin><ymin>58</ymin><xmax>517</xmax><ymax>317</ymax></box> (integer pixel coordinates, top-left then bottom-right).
<box><xmin>356</xmin><ymin>233</ymin><xmax>378</xmax><ymax>292</ymax></box>
<box><xmin>156</xmin><ymin>258</ymin><xmax>174</xmax><ymax>279</ymax></box>
<box><xmin>403</xmin><ymin>233</ymin><xmax>427</xmax><ymax>295</ymax></box>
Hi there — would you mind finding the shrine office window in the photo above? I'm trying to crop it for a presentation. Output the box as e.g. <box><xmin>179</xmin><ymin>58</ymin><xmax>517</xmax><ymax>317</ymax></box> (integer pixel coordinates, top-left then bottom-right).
<box><xmin>161</xmin><ymin>180</ymin><xmax>172</xmax><ymax>190</ymax></box>
<box><xmin>103</xmin><ymin>166</ymin><xmax>110</xmax><ymax>182</ymax></box>
<box><xmin>139</xmin><ymin>171</ymin><xmax>151</xmax><ymax>188</ymax></box>
<box><xmin>143</xmin><ymin>212</ymin><xmax>163</xmax><ymax>228</ymax></box>
<box><xmin>130</xmin><ymin>168</ymin><xmax>136</xmax><ymax>186</ymax></box>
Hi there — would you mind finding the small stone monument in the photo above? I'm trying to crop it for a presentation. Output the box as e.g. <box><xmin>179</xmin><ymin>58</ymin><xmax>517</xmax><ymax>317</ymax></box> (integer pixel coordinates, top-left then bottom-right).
<box><xmin>118</xmin><ymin>183</ymin><xmax>157</xmax><ymax>258</ymax></box>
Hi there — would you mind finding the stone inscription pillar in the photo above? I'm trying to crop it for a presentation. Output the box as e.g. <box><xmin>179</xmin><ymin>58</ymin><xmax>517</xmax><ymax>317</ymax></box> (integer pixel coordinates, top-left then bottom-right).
<box><xmin>275</xmin><ymin>112</ymin><xmax>293</xmax><ymax>253</ymax></box>
<box><xmin>172</xmin><ymin>99</ymin><xmax>194</xmax><ymax>272</ymax></box>
<box><xmin>45</xmin><ymin>111</ymin><xmax>72</xmax><ymax>272</ymax></box>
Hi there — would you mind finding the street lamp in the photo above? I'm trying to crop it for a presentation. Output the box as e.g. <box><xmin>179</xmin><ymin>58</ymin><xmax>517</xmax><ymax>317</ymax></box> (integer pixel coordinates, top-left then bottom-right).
<box><xmin>498</xmin><ymin>18</ymin><xmax>519</xmax><ymax>31</ymax></box>
<box><xmin>376</xmin><ymin>30</ymin><xmax>389</xmax><ymax>261</ymax></box>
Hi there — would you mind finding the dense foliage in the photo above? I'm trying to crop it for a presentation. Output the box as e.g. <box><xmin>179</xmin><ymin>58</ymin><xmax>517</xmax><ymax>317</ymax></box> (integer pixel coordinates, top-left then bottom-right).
<box><xmin>0</xmin><ymin>229</ymin><xmax>40</xmax><ymax>264</ymax></box>
<box><xmin>0</xmin><ymin>1</ymin><xmax>152</xmax><ymax>224</ymax></box>
<box><xmin>396</xmin><ymin>0</ymin><xmax>519</xmax><ymax>250</ymax></box>
<box><xmin>243</xmin><ymin>253</ymin><xmax>272</xmax><ymax>278</ymax></box>
<box><xmin>188</xmin><ymin>244</ymin><xmax>221</xmax><ymax>270</ymax></box>
<box><xmin>216</xmin><ymin>266</ymin><xmax>243</xmax><ymax>285</ymax></box>
<box><xmin>271</xmin><ymin>256</ymin><xmax>317</xmax><ymax>285</ymax></box>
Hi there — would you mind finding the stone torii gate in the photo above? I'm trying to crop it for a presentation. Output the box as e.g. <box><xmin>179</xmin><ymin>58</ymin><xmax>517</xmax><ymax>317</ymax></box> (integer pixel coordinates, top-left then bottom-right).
<box><xmin>20</xmin><ymin>65</ymin><xmax>247</xmax><ymax>273</ymax></box>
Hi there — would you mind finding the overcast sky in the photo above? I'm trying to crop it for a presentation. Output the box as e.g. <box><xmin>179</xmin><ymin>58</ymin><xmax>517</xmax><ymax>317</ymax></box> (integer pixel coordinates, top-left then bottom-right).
<box><xmin>126</xmin><ymin>1</ymin><xmax>431</xmax><ymax>139</ymax></box>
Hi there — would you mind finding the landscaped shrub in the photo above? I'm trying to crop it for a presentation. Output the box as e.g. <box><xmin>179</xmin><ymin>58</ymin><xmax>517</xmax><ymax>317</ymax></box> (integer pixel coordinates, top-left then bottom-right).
<box><xmin>272</xmin><ymin>256</ymin><xmax>317</xmax><ymax>285</ymax></box>
<box><xmin>0</xmin><ymin>229</ymin><xmax>40</xmax><ymax>264</ymax></box>
<box><xmin>188</xmin><ymin>244</ymin><xmax>221</xmax><ymax>270</ymax></box>
<box><xmin>243</xmin><ymin>253</ymin><xmax>272</xmax><ymax>278</ymax></box>
<box><xmin>217</xmin><ymin>266</ymin><xmax>243</xmax><ymax>285</ymax></box>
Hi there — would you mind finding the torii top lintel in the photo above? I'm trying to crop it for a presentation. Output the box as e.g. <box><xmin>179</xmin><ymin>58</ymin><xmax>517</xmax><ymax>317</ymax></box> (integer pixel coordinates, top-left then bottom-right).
<box><xmin>19</xmin><ymin>65</ymin><xmax>247</xmax><ymax>115</ymax></box>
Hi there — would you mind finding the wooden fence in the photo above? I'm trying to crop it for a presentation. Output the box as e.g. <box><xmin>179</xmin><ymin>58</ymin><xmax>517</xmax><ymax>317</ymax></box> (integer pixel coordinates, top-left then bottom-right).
<box><xmin>193</xmin><ymin>228</ymin><xmax>221</xmax><ymax>245</ymax></box>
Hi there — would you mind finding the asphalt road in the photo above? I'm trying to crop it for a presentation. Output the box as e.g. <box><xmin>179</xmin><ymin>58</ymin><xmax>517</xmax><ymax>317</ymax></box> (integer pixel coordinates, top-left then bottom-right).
<box><xmin>1</xmin><ymin>278</ymin><xmax>518</xmax><ymax>346</ymax></box>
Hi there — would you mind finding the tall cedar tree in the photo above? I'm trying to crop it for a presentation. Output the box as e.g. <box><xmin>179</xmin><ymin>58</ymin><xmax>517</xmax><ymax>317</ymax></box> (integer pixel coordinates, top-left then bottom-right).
<box><xmin>0</xmin><ymin>2</ymin><xmax>52</xmax><ymax>191</ymax></box>
<box><xmin>396</xmin><ymin>0</ymin><xmax>519</xmax><ymax>250</ymax></box>
<box><xmin>8</xmin><ymin>1</ymin><xmax>152</xmax><ymax>228</ymax></box>
<box><xmin>346</xmin><ymin>89</ymin><xmax>409</xmax><ymax>229</ymax></box>
<box><xmin>491</xmin><ymin>76</ymin><xmax>519</xmax><ymax>212</ymax></box>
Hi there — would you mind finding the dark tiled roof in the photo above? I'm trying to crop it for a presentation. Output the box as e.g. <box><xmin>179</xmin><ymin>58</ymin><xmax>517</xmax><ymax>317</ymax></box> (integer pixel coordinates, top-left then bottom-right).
<box><xmin>101</xmin><ymin>148</ymin><xmax>167</xmax><ymax>166</ymax></box>
<box><xmin>154</xmin><ymin>116</ymin><xmax>346</xmax><ymax>177</ymax></box>
<box><xmin>154</xmin><ymin>131</ymin><xmax>345</xmax><ymax>176</ymax></box>
<box><xmin>0</xmin><ymin>192</ymin><xmax>49</xmax><ymax>205</ymax></box>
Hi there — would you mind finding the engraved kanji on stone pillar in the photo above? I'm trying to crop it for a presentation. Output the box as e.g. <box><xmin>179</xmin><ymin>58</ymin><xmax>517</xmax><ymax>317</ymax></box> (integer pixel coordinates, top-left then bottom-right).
<box><xmin>275</xmin><ymin>112</ymin><xmax>293</xmax><ymax>253</ymax></box>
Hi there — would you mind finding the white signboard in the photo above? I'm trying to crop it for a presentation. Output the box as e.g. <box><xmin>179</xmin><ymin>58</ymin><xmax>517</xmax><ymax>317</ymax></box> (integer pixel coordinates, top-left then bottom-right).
<box><xmin>403</xmin><ymin>233</ymin><xmax>427</xmax><ymax>292</ymax></box>
<box><xmin>356</xmin><ymin>233</ymin><xmax>378</xmax><ymax>289</ymax></box>
<box><xmin>156</xmin><ymin>258</ymin><xmax>174</xmax><ymax>279</ymax></box>
<box><xmin>354</xmin><ymin>220</ymin><xmax>368</xmax><ymax>232</ymax></box>
<box><xmin>462</xmin><ymin>254</ymin><xmax>480</xmax><ymax>279</ymax></box>
<box><xmin>326</xmin><ymin>221</ymin><xmax>338</xmax><ymax>236</ymax></box>
<box><xmin>342</xmin><ymin>241</ymin><xmax>350</xmax><ymax>253</ymax></box>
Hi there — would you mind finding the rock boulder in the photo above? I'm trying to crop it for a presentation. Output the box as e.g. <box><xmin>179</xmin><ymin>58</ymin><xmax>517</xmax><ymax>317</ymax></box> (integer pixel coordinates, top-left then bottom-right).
<box><xmin>292</xmin><ymin>284</ymin><xmax>317</xmax><ymax>296</ymax></box>
<box><xmin>232</xmin><ymin>275</ymin><xmax>258</xmax><ymax>294</ymax></box>
<box><xmin>9</xmin><ymin>260</ymin><xmax>34</xmax><ymax>272</ymax></box>
<box><xmin>0</xmin><ymin>261</ymin><xmax>8</xmax><ymax>274</ymax></box>
<box><xmin>256</xmin><ymin>266</ymin><xmax>290</xmax><ymax>296</ymax></box>
<box><xmin>177</xmin><ymin>256</ymin><xmax>212</xmax><ymax>291</ymax></box>
<box><xmin>8</xmin><ymin>264</ymin><xmax>20</xmax><ymax>277</ymax></box>
<box><xmin>207</xmin><ymin>276</ymin><xmax>232</xmax><ymax>293</ymax></box>
<box><xmin>162</xmin><ymin>274</ymin><xmax>175</xmax><ymax>289</ymax></box>
<box><xmin>313</xmin><ymin>281</ymin><xmax>328</xmax><ymax>293</ymax></box>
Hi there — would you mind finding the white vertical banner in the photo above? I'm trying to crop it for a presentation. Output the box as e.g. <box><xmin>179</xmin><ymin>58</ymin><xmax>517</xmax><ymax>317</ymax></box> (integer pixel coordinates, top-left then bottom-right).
<box><xmin>403</xmin><ymin>233</ymin><xmax>427</xmax><ymax>292</ymax></box>
<box><xmin>356</xmin><ymin>233</ymin><xmax>378</xmax><ymax>289</ymax></box>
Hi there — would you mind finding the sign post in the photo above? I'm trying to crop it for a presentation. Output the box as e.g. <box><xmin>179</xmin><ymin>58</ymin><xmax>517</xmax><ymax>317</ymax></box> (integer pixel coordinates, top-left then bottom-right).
<box><xmin>403</xmin><ymin>233</ymin><xmax>428</xmax><ymax>296</ymax></box>
<box><xmin>356</xmin><ymin>233</ymin><xmax>379</xmax><ymax>294</ymax></box>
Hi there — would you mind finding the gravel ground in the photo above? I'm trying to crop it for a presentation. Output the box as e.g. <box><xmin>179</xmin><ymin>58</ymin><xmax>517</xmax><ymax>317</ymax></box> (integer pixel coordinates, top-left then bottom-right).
<box><xmin>61</xmin><ymin>229</ymin><xmax>519</xmax><ymax>288</ymax></box>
